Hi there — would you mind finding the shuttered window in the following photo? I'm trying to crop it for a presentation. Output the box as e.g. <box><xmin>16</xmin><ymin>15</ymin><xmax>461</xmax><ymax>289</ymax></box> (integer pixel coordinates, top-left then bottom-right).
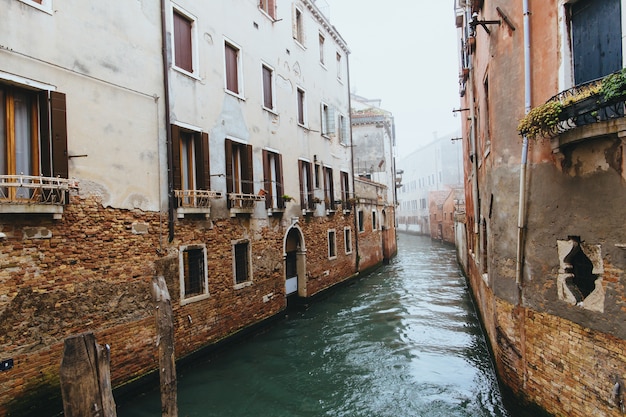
<box><xmin>298</xmin><ymin>160</ymin><xmax>314</xmax><ymax>210</ymax></box>
<box><xmin>225</xmin><ymin>42</ymin><xmax>240</xmax><ymax>94</ymax></box>
<box><xmin>171</xmin><ymin>125</ymin><xmax>210</xmax><ymax>204</ymax></box>
<box><xmin>323</xmin><ymin>166</ymin><xmax>334</xmax><ymax>207</ymax></box>
<box><xmin>173</xmin><ymin>10</ymin><xmax>193</xmax><ymax>73</ymax></box>
<box><xmin>259</xmin><ymin>0</ymin><xmax>276</xmax><ymax>19</ymax></box>
<box><xmin>225</xmin><ymin>139</ymin><xmax>253</xmax><ymax>207</ymax></box>
<box><xmin>0</xmin><ymin>86</ymin><xmax>67</xmax><ymax>200</ymax></box>
<box><xmin>262</xmin><ymin>149</ymin><xmax>284</xmax><ymax>209</ymax></box>
<box><xmin>571</xmin><ymin>0</ymin><xmax>622</xmax><ymax>84</ymax></box>
<box><xmin>262</xmin><ymin>64</ymin><xmax>274</xmax><ymax>110</ymax></box>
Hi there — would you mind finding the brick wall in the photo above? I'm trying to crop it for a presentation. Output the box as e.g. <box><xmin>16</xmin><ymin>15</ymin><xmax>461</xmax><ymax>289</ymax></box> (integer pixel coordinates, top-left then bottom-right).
<box><xmin>0</xmin><ymin>196</ymin><xmax>364</xmax><ymax>415</ymax></box>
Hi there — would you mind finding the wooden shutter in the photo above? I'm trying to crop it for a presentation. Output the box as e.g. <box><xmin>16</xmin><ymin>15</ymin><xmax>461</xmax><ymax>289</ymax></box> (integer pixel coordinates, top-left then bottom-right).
<box><xmin>195</xmin><ymin>132</ymin><xmax>209</xmax><ymax>190</ymax></box>
<box><xmin>262</xmin><ymin>150</ymin><xmax>271</xmax><ymax>209</ymax></box>
<box><xmin>276</xmin><ymin>153</ymin><xmax>284</xmax><ymax>209</ymax></box>
<box><xmin>50</xmin><ymin>91</ymin><xmax>68</xmax><ymax>180</ymax></box>
<box><xmin>306</xmin><ymin>163</ymin><xmax>314</xmax><ymax>209</ymax></box>
<box><xmin>242</xmin><ymin>144</ymin><xmax>253</xmax><ymax>194</ymax></box>
<box><xmin>262</xmin><ymin>66</ymin><xmax>273</xmax><ymax>109</ymax></box>
<box><xmin>225</xmin><ymin>44</ymin><xmax>239</xmax><ymax>94</ymax></box>
<box><xmin>171</xmin><ymin>125</ymin><xmax>182</xmax><ymax>192</ymax></box>
<box><xmin>298</xmin><ymin>160</ymin><xmax>305</xmax><ymax>209</ymax></box>
<box><xmin>173</xmin><ymin>11</ymin><xmax>193</xmax><ymax>72</ymax></box>
<box><xmin>225</xmin><ymin>139</ymin><xmax>233</xmax><ymax>208</ymax></box>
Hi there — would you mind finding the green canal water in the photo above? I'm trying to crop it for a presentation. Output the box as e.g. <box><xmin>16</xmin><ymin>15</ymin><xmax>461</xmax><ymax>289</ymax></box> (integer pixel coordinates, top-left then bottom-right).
<box><xmin>116</xmin><ymin>234</ymin><xmax>530</xmax><ymax>417</ymax></box>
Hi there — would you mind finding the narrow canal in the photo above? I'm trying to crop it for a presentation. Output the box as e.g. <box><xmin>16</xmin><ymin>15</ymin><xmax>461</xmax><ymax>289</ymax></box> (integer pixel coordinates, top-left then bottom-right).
<box><xmin>117</xmin><ymin>233</ymin><xmax>523</xmax><ymax>417</ymax></box>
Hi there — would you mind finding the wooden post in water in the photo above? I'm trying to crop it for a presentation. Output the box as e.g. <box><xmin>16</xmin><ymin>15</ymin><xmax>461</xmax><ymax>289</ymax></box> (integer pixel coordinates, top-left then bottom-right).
<box><xmin>152</xmin><ymin>275</ymin><xmax>178</xmax><ymax>417</ymax></box>
<box><xmin>59</xmin><ymin>332</ymin><xmax>117</xmax><ymax>417</ymax></box>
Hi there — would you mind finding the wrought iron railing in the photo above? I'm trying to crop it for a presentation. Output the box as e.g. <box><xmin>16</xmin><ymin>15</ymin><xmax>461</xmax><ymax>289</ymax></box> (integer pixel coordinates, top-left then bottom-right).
<box><xmin>228</xmin><ymin>192</ymin><xmax>266</xmax><ymax>209</ymax></box>
<box><xmin>0</xmin><ymin>174</ymin><xmax>73</xmax><ymax>205</ymax></box>
<box><xmin>544</xmin><ymin>77</ymin><xmax>625</xmax><ymax>137</ymax></box>
<box><xmin>175</xmin><ymin>189</ymin><xmax>222</xmax><ymax>208</ymax></box>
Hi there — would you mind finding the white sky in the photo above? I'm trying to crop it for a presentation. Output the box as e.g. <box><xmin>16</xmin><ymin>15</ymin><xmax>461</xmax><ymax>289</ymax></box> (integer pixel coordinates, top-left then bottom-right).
<box><xmin>326</xmin><ymin>0</ymin><xmax>462</xmax><ymax>155</ymax></box>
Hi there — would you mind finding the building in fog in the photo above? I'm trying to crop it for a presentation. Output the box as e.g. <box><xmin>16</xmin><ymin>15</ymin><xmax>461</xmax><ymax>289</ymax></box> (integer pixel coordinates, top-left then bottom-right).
<box><xmin>396</xmin><ymin>132</ymin><xmax>463</xmax><ymax>234</ymax></box>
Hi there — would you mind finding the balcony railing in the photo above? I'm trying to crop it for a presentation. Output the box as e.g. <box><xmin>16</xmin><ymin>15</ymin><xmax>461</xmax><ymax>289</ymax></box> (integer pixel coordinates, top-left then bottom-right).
<box><xmin>229</xmin><ymin>192</ymin><xmax>265</xmax><ymax>216</ymax></box>
<box><xmin>0</xmin><ymin>174</ymin><xmax>73</xmax><ymax>218</ymax></box>
<box><xmin>175</xmin><ymin>189</ymin><xmax>222</xmax><ymax>218</ymax></box>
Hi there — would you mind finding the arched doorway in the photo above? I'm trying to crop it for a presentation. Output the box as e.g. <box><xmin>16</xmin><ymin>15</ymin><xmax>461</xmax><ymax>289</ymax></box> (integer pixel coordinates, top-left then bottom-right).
<box><xmin>284</xmin><ymin>224</ymin><xmax>306</xmax><ymax>297</ymax></box>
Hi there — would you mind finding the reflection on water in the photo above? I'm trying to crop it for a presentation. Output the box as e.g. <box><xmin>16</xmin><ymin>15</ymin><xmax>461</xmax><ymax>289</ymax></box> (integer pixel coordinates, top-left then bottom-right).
<box><xmin>117</xmin><ymin>234</ymin><xmax>517</xmax><ymax>417</ymax></box>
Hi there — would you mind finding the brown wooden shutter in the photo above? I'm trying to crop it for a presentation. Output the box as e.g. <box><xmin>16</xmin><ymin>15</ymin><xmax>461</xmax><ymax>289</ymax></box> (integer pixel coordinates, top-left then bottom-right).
<box><xmin>50</xmin><ymin>91</ymin><xmax>68</xmax><ymax>180</ymax></box>
<box><xmin>276</xmin><ymin>153</ymin><xmax>284</xmax><ymax>209</ymax></box>
<box><xmin>225</xmin><ymin>44</ymin><xmax>239</xmax><ymax>94</ymax></box>
<box><xmin>262</xmin><ymin>66</ymin><xmax>272</xmax><ymax>109</ymax></box>
<box><xmin>298</xmin><ymin>160</ymin><xmax>305</xmax><ymax>210</ymax></box>
<box><xmin>225</xmin><ymin>139</ymin><xmax>234</xmax><ymax>209</ymax></box>
<box><xmin>307</xmin><ymin>163</ymin><xmax>314</xmax><ymax>209</ymax></box>
<box><xmin>194</xmin><ymin>132</ymin><xmax>209</xmax><ymax>190</ymax></box>
<box><xmin>171</xmin><ymin>125</ymin><xmax>181</xmax><ymax>192</ymax></box>
<box><xmin>173</xmin><ymin>11</ymin><xmax>193</xmax><ymax>72</ymax></box>
<box><xmin>262</xmin><ymin>149</ymin><xmax>271</xmax><ymax>209</ymax></box>
<box><xmin>243</xmin><ymin>144</ymin><xmax>253</xmax><ymax>194</ymax></box>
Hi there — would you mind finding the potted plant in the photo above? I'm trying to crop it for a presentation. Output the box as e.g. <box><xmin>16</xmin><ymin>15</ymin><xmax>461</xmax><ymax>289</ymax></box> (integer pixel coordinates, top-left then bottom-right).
<box><xmin>281</xmin><ymin>194</ymin><xmax>293</xmax><ymax>202</ymax></box>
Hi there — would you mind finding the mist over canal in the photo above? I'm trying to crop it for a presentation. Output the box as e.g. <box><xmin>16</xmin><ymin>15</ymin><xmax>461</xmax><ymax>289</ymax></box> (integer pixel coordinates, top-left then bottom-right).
<box><xmin>117</xmin><ymin>234</ymin><xmax>519</xmax><ymax>417</ymax></box>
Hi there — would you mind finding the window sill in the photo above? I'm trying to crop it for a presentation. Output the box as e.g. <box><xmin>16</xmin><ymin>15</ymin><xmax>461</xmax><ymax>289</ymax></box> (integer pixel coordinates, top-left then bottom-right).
<box><xmin>267</xmin><ymin>207</ymin><xmax>285</xmax><ymax>217</ymax></box>
<box><xmin>180</xmin><ymin>292</ymin><xmax>210</xmax><ymax>306</ymax></box>
<box><xmin>172</xmin><ymin>65</ymin><xmax>201</xmax><ymax>81</ymax></box>
<box><xmin>297</xmin><ymin>123</ymin><xmax>310</xmax><ymax>130</ymax></box>
<box><xmin>225</xmin><ymin>89</ymin><xmax>246</xmax><ymax>101</ymax></box>
<box><xmin>234</xmin><ymin>281</ymin><xmax>253</xmax><ymax>290</ymax></box>
<box><xmin>263</xmin><ymin>106</ymin><xmax>279</xmax><ymax>116</ymax></box>
<box><xmin>294</xmin><ymin>39</ymin><xmax>306</xmax><ymax>50</ymax></box>
<box><xmin>258</xmin><ymin>8</ymin><xmax>277</xmax><ymax>22</ymax></box>
<box><xmin>18</xmin><ymin>0</ymin><xmax>53</xmax><ymax>15</ymax></box>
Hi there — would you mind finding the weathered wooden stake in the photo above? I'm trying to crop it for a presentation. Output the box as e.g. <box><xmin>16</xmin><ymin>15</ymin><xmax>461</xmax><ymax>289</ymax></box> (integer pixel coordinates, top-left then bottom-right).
<box><xmin>59</xmin><ymin>332</ymin><xmax>117</xmax><ymax>417</ymax></box>
<box><xmin>152</xmin><ymin>275</ymin><xmax>178</xmax><ymax>417</ymax></box>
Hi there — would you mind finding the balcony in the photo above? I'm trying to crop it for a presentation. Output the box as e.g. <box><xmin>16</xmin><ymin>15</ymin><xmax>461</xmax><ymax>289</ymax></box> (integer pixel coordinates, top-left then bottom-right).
<box><xmin>175</xmin><ymin>189</ymin><xmax>223</xmax><ymax>219</ymax></box>
<box><xmin>518</xmin><ymin>70</ymin><xmax>626</xmax><ymax>151</ymax></box>
<box><xmin>228</xmin><ymin>193</ymin><xmax>266</xmax><ymax>217</ymax></box>
<box><xmin>0</xmin><ymin>174</ymin><xmax>73</xmax><ymax>219</ymax></box>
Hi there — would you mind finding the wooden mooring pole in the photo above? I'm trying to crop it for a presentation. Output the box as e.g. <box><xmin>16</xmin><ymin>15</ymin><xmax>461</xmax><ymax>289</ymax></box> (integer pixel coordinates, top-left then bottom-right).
<box><xmin>59</xmin><ymin>332</ymin><xmax>117</xmax><ymax>417</ymax></box>
<box><xmin>152</xmin><ymin>275</ymin><xmax>178</xmax><ymax>417</ymax></box>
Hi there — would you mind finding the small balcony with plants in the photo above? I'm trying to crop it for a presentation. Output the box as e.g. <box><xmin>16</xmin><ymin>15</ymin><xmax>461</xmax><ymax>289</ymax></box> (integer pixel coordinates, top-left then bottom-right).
<box><xmin>228</xmin><ymin>192</ymin><xmax>266</xmax><ymax>217</ymax></box>
<box><xmin>517</xmin><ymin>68</ymin><xmax>626</xmax><ymax>150</ymax></box>
<box><xmin>0</xmin><ymin>174</ymin><xmax>76</xmax><ymax>219</ymax></box>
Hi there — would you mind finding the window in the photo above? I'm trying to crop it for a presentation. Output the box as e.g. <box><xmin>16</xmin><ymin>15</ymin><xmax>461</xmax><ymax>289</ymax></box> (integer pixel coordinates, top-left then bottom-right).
<box><xmin>225</xmin><ymin>139</ymin><xmax>253</xmax><ymax>207</ymax></box>
<box><xmin>323</xmin><ymin>166</ymin><xmax>334</xmax><ymax>208</ymax></box>
<box><xmin>297</xmin><ymin>87</ymin><xmax>307</xmax><ymax>126</ymax></box>
<box><xmin>171</xmin><ymin>125</ymin><xmax>210</xmax><ymax>206</ymax></box>
<box><xmin>314</xmin><ymin>162</ymin><xmax>320</xmax><ymax>189</ymax></box>
<box><xmin>179</xmin><ymin>245</ymin><xmax>208</xmax><ymax>304</ymax></box>
<box><xmin>358</xmin><ymin>210</ymin><xmax>365</xmax><ymax>232</ymax></box>
<box><xmin>320</xmin><ymin>103</ymin><xmax>335</xmax><ymax>137</ymax></box>
<box><xmin>344</xmin><ymin>227</ymin><xmax>353</xmax><ymax>254</ymax></box>
<box><xmin>337</xmin><ymin>114</ymin><xmax>348</xmax><ymax>144</ymax></box>
<box><xmin>225</xmin><ymin>40</ymin><xmax>243</xmax><ymax>96</ymax></box>
<box><xmin>298</xmin><ymin>160</ymin><xmax>314</xmax><ymax>210</ymax></box>
<box><xmin>570</xmin><ymin>0</ymin><xmax>622</xmax><ymax>84</ymax></box>
<box><xmin>262</xmin><ymin>64</ymin><xmax>275</xmax><ymax>111</ymax></box>
<box><xmin>319</xmin><ymin>33</ymin><xmax>326</xmax><ymax>65</ymax></box>
<box><xmin>172</xmin><ymin>7</ymin><xmax>196</xmax><ymax>74</ymax></box>
<box><xmin>372</xmin><ymin>210</ymin><xmax>378</xmax><ymax>230</ymax></box>
<box><xmin>294</xmin><ymin>7</ymin><xmax>304</xmax><ymax>45</ymax></box>
<box><xmin>0</xmin><ymin>85</ymin><xmax>68</xmax><ymax>200</ymax></box>
<box><xmin>340</xmin><ymin>171</ymin><xmax>350</xmax><ymax>201</ymax></box>
<box><xmin>259</xmin><ymin>0</ymin><xmax>276</xmax><ymax>19</ymax></box>
<box><xmin>233</xmin><ymin>240</ymin><xmax>251</xmax><ymax>285</ymax></box>
<box><xmin>262</xmin><ymin>149</ymin><xmax>284</xmax><ymax>209</ymax></box>
<box><xmin>336</xmin><ymin>52</ymin><xmax>343</xmax><ymax>80</ymax></box>
<box><xmin>328</xmin><ymin>230</ymin><xmax>337</xmax><ymax>259</ymax></box>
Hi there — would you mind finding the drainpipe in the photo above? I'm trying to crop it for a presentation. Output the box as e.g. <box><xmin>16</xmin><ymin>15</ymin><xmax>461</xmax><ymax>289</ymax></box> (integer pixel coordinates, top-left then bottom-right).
<box><xmin>515</xmin><ymin>0</ymin><xmax>531</xmax><ymax>301</ymax></box>
<box><xmin>346</xmin><ymin>53</ymin><xmax>359</xmax><ymax>272</ymax></box>
<box><xmin>161</xmin><ymin>0</ymin><xmax>175</xmax><ymax>242</ymax></box>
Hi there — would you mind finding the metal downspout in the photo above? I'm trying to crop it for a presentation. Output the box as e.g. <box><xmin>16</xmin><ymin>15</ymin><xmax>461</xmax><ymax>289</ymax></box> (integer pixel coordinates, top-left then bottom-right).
<box><xmin>161</xmin><ymin>0</ymin><xmax>175</xmax><ymax>242</ymax></box>
<box><xmin>346</xmin><ymin>54</ymin><xmax>359</xmax><ymax>272</ymax></box>
<box><xmin>515</xmin><ymin>0</ymin><xmax>531</xmax><ymax>301</ymax></box>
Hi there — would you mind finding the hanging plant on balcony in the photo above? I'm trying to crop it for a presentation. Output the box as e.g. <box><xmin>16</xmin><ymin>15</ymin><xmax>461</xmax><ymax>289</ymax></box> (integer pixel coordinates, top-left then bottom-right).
<box><xmin>517</xmin><ymin>100</ymin><xmax>563</xmax><ymax>139</ymax></box>
<box><xmin>600</xmin><ymin>68</ymin><xmax>626</xmax><ymax>102</ymax></box>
